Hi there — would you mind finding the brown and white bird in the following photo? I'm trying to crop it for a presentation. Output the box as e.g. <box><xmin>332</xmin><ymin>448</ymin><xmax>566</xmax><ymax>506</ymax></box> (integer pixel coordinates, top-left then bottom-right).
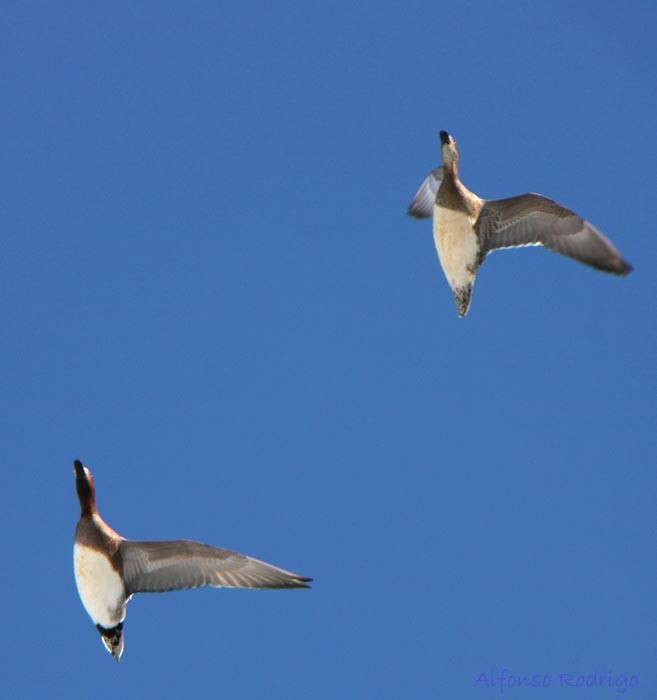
<box><xmin>73</xmin><ymin>459</ymin><xmax>311</xmax><ymax>661</ymax></box>
<box><xmin>408</xmin><ymin>130</ymin><xmax>632</xmax><ymax>317</ymax></box>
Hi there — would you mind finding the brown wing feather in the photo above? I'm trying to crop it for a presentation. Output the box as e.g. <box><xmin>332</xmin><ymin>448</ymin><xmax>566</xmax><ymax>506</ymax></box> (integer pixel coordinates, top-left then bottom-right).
<box><xmin>121</xmin><ymin>540</ymin><xmax>311</xmax><ymax>594</ymax></box>
<box><xmin>477</xmin><ymin>194</ymin><xmax>632</xmax><ymax>275</ymax></box>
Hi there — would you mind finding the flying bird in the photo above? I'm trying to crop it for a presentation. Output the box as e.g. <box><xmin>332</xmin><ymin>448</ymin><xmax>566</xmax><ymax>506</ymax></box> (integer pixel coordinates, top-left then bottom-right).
<box><xmin>73</xmin><ymin>459</ymin><xmax>311</xmax><ymax>661</ymax></box>
<box><xmin>407</xmin><ymin>130</ymin><xmax>632</xmax><ymax>317</ymax></box>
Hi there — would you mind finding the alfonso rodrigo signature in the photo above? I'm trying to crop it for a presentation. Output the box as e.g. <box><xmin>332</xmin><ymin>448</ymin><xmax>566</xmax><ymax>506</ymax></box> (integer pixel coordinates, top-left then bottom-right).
<box><xmin>474</xmin><ymin>669</ymin><xmax>639</xmax><ymax>694</ymax></box>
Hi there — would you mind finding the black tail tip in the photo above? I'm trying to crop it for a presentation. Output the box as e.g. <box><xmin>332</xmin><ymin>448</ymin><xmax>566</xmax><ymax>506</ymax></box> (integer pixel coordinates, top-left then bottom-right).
<box><xmin>439</xmin><ymin>130</ymin><xmax>450</xmax><ymax>144</ymax></box>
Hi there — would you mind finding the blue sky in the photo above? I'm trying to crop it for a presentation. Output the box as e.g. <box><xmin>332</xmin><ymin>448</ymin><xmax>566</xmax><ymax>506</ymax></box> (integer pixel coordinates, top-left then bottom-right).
<box><xmin>1</xmin><ymin>1</ymin><xmax>655</xmax><ymax>697</ymax></box>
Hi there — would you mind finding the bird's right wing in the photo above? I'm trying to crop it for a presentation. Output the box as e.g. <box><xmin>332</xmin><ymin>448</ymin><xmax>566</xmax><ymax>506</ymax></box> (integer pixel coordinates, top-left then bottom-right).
<box><xmin>407</xmin><ymin>167</ymin><xmax>443</xmax><ymax>219</ymax></box>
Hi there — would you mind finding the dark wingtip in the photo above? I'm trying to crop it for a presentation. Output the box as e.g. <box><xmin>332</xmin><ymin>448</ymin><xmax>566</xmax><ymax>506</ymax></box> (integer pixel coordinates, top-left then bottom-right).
<box><xmin>74</xmin><ymin>459</ymin><xmax>83</xmax><ymax>469</ymax></box>
<box><xmin>439</xmin><ymin>130</ymin><xmax>450</xmax><ymax>145</ymax></box>
<box><xmin>604</xmin><ymin>256</ymin><xmax>633</xmax><ymax>276</ymax></box>
<box><xmin>407</xmin><ymin>201</ymin><xmax>433</xmax><ymax>220</ymax></box>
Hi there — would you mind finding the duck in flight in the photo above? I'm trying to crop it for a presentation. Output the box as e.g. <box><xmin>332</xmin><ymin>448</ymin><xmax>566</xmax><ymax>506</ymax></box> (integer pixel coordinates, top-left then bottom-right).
<box><xmin>73</xmin><ymin>459</ymin><xmax>311</xmax><ymax>661</ymax></box>
<box><xmin>408</xmin><ymin>130</ymin><xmax>632</xmax><ymax>317</ymax></box>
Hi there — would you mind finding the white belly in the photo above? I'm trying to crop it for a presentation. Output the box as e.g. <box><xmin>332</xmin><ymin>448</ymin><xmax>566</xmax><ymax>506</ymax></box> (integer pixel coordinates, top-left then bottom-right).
<box><xmin>433</xmin><ymin>205</ymin><xmax>480</xmax><ymax>290</ymax></box>
<box><xmin>74</xmin><ymin>544</ymin><xmax>126</xmax><ymax>628</ymax></box>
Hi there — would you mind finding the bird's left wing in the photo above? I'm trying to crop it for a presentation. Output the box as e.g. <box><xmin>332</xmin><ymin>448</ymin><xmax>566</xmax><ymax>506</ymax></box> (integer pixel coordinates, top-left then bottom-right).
<box><xmin>121</xmin><ymin>540</ymin><xmax>312</xmax><ymax>594</ymax></box>
<box><xmin>476</xmin><ymin>193</ymin><xmax>632</xmax><ymax>275</ymax></box>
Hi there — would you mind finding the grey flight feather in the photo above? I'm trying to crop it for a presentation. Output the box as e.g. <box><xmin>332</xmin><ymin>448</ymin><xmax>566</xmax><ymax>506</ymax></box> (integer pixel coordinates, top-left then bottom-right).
<box><xmin>120</xmin><ymin>540</ymin><xmax>312</xmax><ymax>594</ymax></box>
<box><xmin>407</xmin><ymin>167</ymin><xmax>444</xmax><ymax>219</ymax></box>
<box><xmin>476</xmin><ymin>194</ymin><xmax>633</xmax><ymax>275</ymax></box>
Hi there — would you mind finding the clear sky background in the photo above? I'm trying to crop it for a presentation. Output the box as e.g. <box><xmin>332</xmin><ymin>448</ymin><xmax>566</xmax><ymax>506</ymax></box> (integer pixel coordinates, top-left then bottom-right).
<box><xmin>1</xmin><ymin>2</ymin><xmax>655</xmax><ymax>698</ymax></box>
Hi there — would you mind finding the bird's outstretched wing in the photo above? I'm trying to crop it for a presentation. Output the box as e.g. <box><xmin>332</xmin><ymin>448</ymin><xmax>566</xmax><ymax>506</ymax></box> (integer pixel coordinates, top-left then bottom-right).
<box><xmin>476</xmin><ymin>193</ymin><xmax>632</xmax><ymax>275</ymax></box>
<box><xmin>121</xmin><ymin>540</ymin><xmax>312</xmax><ymax>594</ymax></box>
